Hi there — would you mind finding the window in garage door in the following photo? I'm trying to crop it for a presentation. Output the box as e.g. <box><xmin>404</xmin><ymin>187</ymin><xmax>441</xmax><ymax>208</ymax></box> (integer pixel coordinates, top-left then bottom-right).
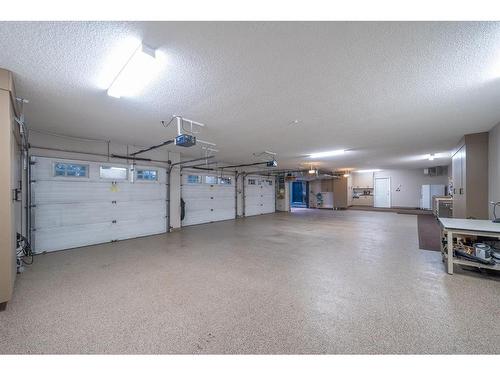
<box><xmin>54</xmin><ymin>162</ymin><xmax>88</xmax><ymax>177</ymax></box>
<box><xmin>31</xmin><ymin>157</ymin><xmax>167</xmax><ymax>253</ymax></box>
<box><xmin>187</xmin><ymin>175</ymin><xmax>202</xmax><ymax>184</ymax></box>
<box><xmin>100</xmin><ymin>165</ymin><xmax>128</xmax><ymax>180</ymax></box>
<box><xmin>181</xmin><ymin>171</ymin><xmax>235</xmax><ymax>226</ymax></box>
<box><xmin>136</xmin><ymin>169</ymin><xmax>158</xmax><ymax>181</ymax></box>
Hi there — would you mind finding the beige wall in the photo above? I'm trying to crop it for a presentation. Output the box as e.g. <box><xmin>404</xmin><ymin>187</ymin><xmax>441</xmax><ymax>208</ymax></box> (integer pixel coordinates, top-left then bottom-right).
<box><xmin>374</xmin><ymin>168</ymin><xmax>449</xmax><ymax>208</ymax></box>
<box><xmin>489</xmin><ymin>122</ymin><xmax>500</xmax><ymax>219</ymax></box>
<box><xmin>0</xmin><ymin>69</ymin><xmax>19</xmax><ymax>305</ymax></box>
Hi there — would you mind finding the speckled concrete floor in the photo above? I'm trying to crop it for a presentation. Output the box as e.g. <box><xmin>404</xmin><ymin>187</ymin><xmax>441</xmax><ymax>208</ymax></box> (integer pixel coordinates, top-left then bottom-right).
<box><xmin>1</xmin><ymin>209</ymin><xmax>499</xmax><ymax>354</ymax></box>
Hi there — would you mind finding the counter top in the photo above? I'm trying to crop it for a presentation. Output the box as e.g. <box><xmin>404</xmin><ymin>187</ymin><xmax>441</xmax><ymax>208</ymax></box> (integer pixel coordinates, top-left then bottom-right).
<box><xmin>439</xmin><ymin>218</ymin><xmax>500</xmax><ymax>234</ymax></box>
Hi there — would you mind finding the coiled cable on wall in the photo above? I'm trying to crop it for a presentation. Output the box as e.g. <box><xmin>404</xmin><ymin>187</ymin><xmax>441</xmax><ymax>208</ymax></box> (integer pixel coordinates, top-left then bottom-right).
<box><xmin>16</xmin><ymin>233</ymin><xmax>34</xmax><ymax>265</ymax></box>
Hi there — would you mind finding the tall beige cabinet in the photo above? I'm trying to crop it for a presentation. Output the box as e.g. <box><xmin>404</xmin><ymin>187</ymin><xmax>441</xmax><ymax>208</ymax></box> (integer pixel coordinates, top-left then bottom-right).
<box><xmin>333</xmin><ymin>176</ymin><xmax>349</xmax><ymax>209</ymax></box>
<box><xmin>0</xmin><ymin>69</ymin><xmax>21</xmax><ymax>310</ymax></box>
<box><xmin>452</xmin><ymin>132</ymin><xmax>489</xmax><ymax>219</ymax></box>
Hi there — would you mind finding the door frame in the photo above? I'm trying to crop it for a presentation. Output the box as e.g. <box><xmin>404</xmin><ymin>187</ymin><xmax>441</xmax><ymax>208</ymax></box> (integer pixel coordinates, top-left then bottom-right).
<box><xmin>290</xmin><ymin>180</ymin><xmax>309</xmax><ymax>208</ymax></box>
<box><xmin>374</xmin><ymin>177</ymin><xmax>391</xmax><ymax>208</ymax></box>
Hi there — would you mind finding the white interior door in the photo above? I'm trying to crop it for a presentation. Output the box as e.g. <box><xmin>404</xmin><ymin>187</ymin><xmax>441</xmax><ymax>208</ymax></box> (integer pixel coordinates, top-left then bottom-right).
<box><xmin>31</xmin><ymin>156</ymin><xmax>167</xmax><ymax>253</ymax></box>
<box><xmin>374</xmin><ymin>177</ymin><xmax>391</xmax><ymax>208</ymax></box>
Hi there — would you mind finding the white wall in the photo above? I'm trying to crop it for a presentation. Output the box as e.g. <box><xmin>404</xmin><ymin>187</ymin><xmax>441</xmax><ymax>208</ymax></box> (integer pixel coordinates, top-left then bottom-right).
<box><xmin>29</xmin><ymin>131</ymin><xmax>182</xmax><ymax>229</ymax></box>
<box><xmin>489</xmin><ymin>122</ymin><xmax>500</xmax><ymax>219</ymax></box>
<box><xmin>373</xmin><ymin>168</ymin><xmax>449</xmax><ymax>208</ymax></box>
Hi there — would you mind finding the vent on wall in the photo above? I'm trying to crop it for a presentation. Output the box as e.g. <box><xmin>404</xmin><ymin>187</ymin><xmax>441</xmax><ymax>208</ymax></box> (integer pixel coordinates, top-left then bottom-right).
<box><xmin>424</xmin><ymin>166</ymin><xmax>446</xmax><ymax>176</ymax></box>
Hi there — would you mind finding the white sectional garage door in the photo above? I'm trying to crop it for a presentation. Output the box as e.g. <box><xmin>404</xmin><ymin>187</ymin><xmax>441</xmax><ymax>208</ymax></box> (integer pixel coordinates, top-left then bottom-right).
<box><xmin>181</xmin><ymin>171</ymin><xmax>235</xmax><ymax>226</ymax></box>
<box><xmin>31</xmin><ymin>156</ymin><xmax>167</xmax><ymax>253</ymax></box>
<box><xmin>245</xmin><ymin>175</ymin><xmax>276</xmax><ymax>216</ymax></box>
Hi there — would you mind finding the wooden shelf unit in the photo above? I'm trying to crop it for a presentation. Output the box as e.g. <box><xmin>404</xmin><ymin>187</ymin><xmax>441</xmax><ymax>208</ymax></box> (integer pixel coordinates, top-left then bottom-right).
<box><xmin>439</xmin><ymin>218</ymin><xmax>500</xmax><ymax>275</ymax></box>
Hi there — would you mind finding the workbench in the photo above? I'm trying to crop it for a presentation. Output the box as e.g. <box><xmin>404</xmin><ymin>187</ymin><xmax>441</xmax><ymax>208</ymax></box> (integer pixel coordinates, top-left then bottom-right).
<box><xmin>438</xmin><ymin>218</ymin><xmax>500</xmax><ymax>274</ymax></box>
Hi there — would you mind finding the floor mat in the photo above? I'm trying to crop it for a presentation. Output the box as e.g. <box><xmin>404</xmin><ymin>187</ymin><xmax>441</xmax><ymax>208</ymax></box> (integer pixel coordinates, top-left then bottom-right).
<box><xmin>418</xmin><ymin>214</ymin><xmax>442</xmax><ymax>252</ymax></box>
<box><xmin>349</xmin><ymin>206</ymin><xmax>432</xmax><ymax>215</ymax></box>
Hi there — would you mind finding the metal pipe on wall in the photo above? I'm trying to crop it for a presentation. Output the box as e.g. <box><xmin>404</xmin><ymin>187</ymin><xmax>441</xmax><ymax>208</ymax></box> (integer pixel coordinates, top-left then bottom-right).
<box><xmin>26</xmin><ymin>150</ymin><xmax>31</xmax><ymax>244</ymax></box>
<box><xmin>242</xmin><ymin>173</ymin><xmax>246</xmax><ymax>217</ymax></box>
<box><xmin>129</xmin><ymin>139</ymin><xmax>174</xmax><ymax>157</ymax></box>
<box><xmin>166</xmin><ymin>160</ymin><xmax>172</xmax><ymax>233</ymax></box>
<box><xmin>171</xmin><ymin>155</ymin><xmax>215</xmax><ymax>167</ymax></box>
<box><xmin>180</xmin><ymin>161</ymin><xmax>218</xmax><ymax>170</ymax></box>
<box><xmin>220</xmin><ymin>161</ymin><xmax>269</xmax><ymax>170</ymax></box>
<box><xmin>30</xmin><ymin>145</ymin><xmax>171</xmax><ymax>164</ymax></box>
<box><xmin>234</xmin><ymin>172</ymin><xmax>239</xmax><ymax>219</ymax></box>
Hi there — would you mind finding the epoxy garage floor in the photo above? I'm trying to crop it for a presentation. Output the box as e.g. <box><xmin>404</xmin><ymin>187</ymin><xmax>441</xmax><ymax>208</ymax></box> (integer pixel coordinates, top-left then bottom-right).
<box><xmin>1</xmin><ymin>209</ymin><xmax>499</xmax><ymax>354</ymax></box>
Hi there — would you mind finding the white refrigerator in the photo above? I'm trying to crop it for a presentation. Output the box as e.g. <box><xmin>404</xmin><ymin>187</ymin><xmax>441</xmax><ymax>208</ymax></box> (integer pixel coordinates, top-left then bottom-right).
<box><xmin>420</xmin><ymin>184</ymin><xmax>445</xmax><ymax>210</ymax></box>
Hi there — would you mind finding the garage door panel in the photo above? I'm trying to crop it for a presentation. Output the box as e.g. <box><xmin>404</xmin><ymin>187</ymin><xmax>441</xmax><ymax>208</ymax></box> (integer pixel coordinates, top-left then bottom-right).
<box><xmin>182</xmin><ymin>185</ymin><xmax>231</xmax><ymax>196</ymax></box>
<box><xmin>245</xmin><ymin>206</ymin><xmax>262</xmax><ymax>217</ymax></box>
<box><xmin>183</xmin><ymin>198</ymin><xmax>215</xmax><ymax>210</ymax></box>
<box><xmin>113</xmin><ymin>218</ymin><xmax>166</xmax><ymax>240</ymax></box>
<box><xmin>34</xmin><ymin>202</ymin><xmax>114</xmax><ymax>229</ymax></box>
<box><xmin>33</xmin><ymin>180</ymin><xmax>114</xmax><ymax>204</ymax></box>
<box><xmin>34</xmin><ymin>222</ymin><xmax>113</xmax><ymax>253</ymax></box>
<box><xmin>113</xmin><ymin>201</ymin><xmax>166</xmax><ymax>221</ymax></box>
<box><xmin>212</xmin><ymin>198</ymin><xmax>235</xmax><ymax>209</ymax></box>
<box><xmin>181</xmin><ymin>210</ymin><xmax>213</xmax><ymax>226</ymax></box>
<box><xmin>119</xmin><ymin>183</ymin><xmax>166</xmax><ymax>200</ymax></box>
<box><xmin>211</xmin><ymin>210</ymin><xmax>234</xmax><ymax>222</ymax></box>
<box><xmin>182</xmin><ymin>209</ymin><xmax>233</xmax><ymax>226</ymax></box>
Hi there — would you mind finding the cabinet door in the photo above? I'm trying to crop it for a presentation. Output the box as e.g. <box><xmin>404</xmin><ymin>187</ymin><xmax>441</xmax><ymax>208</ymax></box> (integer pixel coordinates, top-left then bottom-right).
<box><xmin>460</xmin><ymin>145</ymin><xmax>466</xmax><ymax>196</ymax></box>
<box><xmin>452</xmin><ymin>146</ymin><xmax>462</xmax><ymax>194</ymax></box>
<box><xmin>452</xmin><ymin>145</ymin><xmax>465</xmax><ymax>218</ymax></box>
<box><xmin>333</xmin><ymin>178</ymin><xmax>348</xmax><ymax>208</ymax></box>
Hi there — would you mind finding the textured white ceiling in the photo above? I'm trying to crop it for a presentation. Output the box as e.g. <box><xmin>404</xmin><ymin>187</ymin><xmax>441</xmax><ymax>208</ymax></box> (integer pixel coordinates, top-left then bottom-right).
<box><xmin>1</xmin><ymin>21</ymin><xmax>500</xmax><ymax>170</ymax></box>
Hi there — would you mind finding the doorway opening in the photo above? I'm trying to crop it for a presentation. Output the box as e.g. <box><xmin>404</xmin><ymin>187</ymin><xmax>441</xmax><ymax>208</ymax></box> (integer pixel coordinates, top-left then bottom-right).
<box><xmin>290</xmin><ymin>181</ymin><xmax>309</xmax><ymax>208</ymax></box>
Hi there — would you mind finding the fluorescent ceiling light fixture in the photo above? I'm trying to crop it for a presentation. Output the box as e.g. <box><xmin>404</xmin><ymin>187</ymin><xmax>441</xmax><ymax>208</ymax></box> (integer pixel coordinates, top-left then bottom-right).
<box><xmin>343</xmin><ymin>173</ymin><xmax>350</xmax><ymax>177</ymax></box>
<box><xmin>355</xmin><ymin>169</ymin><xmax>382</xmax><ymax>173</ymax></box>
<box><xmin>107</xmin><ymin>43</ymin><xmax>161</xmax><ymax>98</ymax></box>
<box><xmin>308</xmin><ymin>169</ymin><xmax>317</xmax><ymax>174</ymax></box>
<box><xmin>426</xmin><ymin>152</ymin><xmax>451</xmax><ymax>161</ymax></box>
<box><xmin>309</xmin><ymin>149</ymin><xmax>345</xmax><ymax>159</ymax></box>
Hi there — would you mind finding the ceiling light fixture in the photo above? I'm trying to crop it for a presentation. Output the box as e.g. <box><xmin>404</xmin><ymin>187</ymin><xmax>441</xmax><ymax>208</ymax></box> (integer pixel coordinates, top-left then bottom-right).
<box><xmin>308</xmin><ymin>164</ymin><xmax>317</xmax><ymax>174</ymax></box>
<box><xmin>428</xmin><ymin>153</ymin><xmax>435</xmax><ymax>161</ymax></box>
<box><xmin>355</xmin><ymin>169</ymin><xmax>382</xmax><ymax>173</ymax></box>
<box><xmin>309</xmin><ymin>149</ymin><xmax>345</xmax><ymax>159</ymax></box>
<box><xmin>107</xmin><ymin>43</ymin><xmax>160</xmax><ymax>98</ymax></box>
